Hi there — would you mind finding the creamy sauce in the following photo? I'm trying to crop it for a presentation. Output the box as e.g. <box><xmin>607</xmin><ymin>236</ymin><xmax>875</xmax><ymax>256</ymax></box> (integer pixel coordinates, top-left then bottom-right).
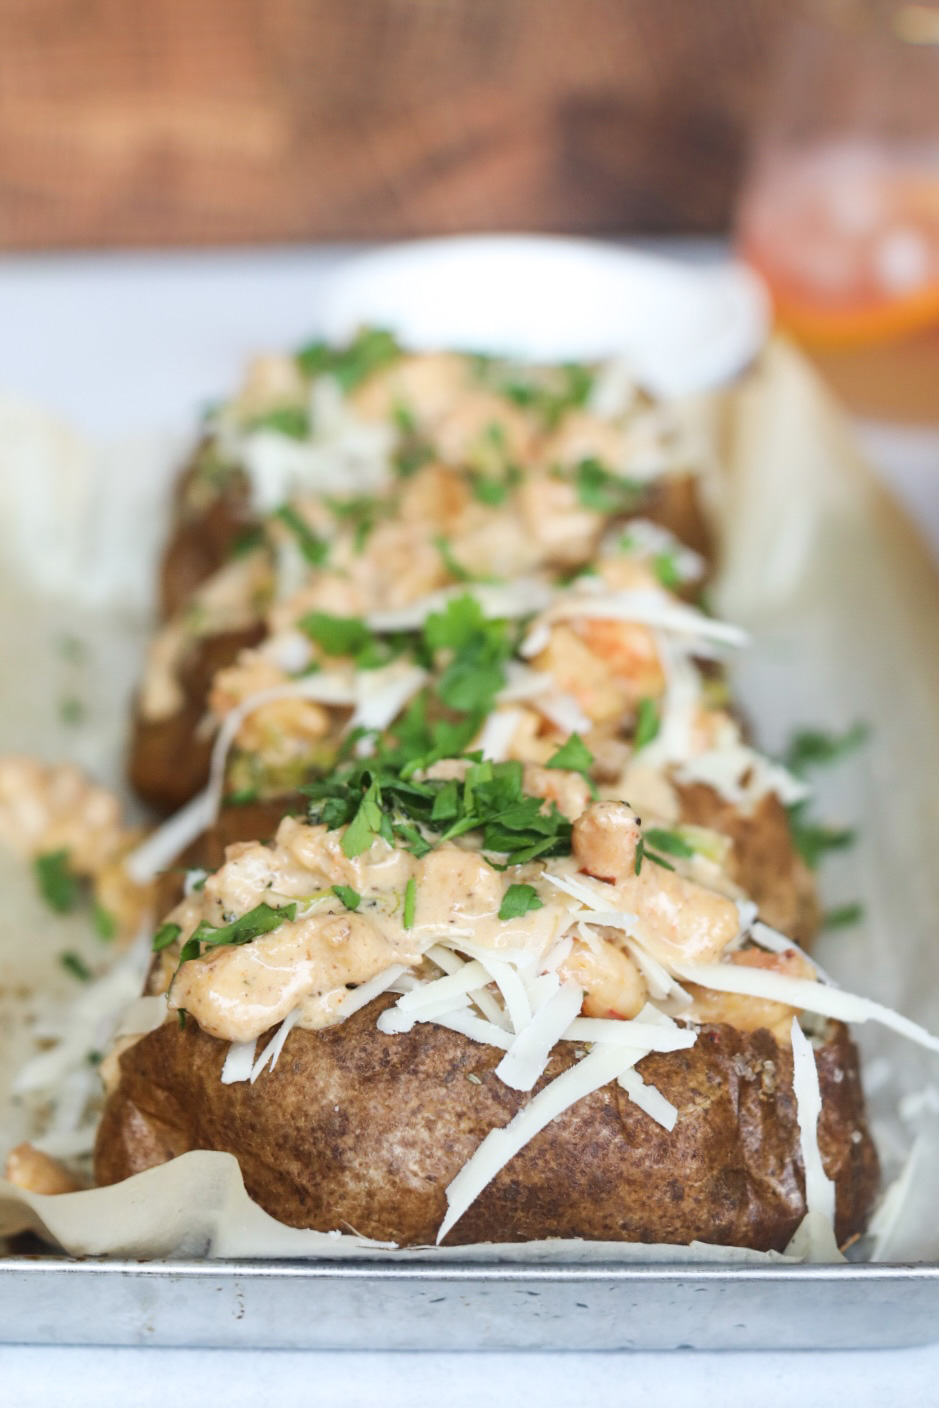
<box><xmin>162</xmin><ymin>801</ymin><xmax>742</xmax><ymax>1045</ymax></box>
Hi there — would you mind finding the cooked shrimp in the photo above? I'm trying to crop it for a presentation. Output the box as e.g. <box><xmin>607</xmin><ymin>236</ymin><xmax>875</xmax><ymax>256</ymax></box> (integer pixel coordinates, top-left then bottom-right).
<box><xmin>559</xmin><ymin>935</ymin><xmax>647</xmax><ymax>1019</ymax></box>
<box><xmin>572</xmin><ymin>801</ymin><xmax>642</xmax><ymax>879</ymax></box>
<box><xmin>686</xmin><ymin>947</ymin><xmax>817</xmax><ymax>1044</ymax></box>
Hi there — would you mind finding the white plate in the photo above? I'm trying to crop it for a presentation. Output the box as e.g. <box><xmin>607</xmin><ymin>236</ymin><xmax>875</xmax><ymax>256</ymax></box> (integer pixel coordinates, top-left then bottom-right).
<box><xmin>319</xmin><ymin>235</ymin><xmax>770</xmax><ymax>396</ymax></box>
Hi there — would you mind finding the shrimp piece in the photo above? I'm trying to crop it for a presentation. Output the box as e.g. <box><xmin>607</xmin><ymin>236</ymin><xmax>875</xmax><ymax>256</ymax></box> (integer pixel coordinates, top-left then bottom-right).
<box><xmin>209</xmin><ymin>653</ymin><xmax>330</xmax><ymax>760</ymax></box>
<box><xmin>350</xmin><ymin>352</ymin><xmax>469</xmax><ymax>427</ymax></box>
<box><xmin>434</xmin><ymin>393</ymin><xmax>534</xmax><ymax>467</ymax></box>
<box><xmin>572</xmin><ymin>801</ymin><xmax>642</xmax><ymax>879</ymax></box>
<box><xmin>522</xmin><ymin>765</ymin><xmax>592</xmax><ymax>820</ymax></box>
<box><xmin>533</xmin><ymin>625</ymin><xmax>627</xmax><ymax>725</ymax></box>
<box><xmin>398</xmin><ymin>465</ymin><xmax>472</xmax><ymax>529</ymax></box>
<box><xmin>573</xmin><ymin>619</ymin><xmax>666</xmax><ymax>704</ymax></box>
<box><xmin>4</xmin><ymin>1143</ymin><xmax>82</xmax><ymax>1196</ymax></box>
<box><xmin>539</xmin><ymin>411</ymin><xmax>630</xmax><ymax>473</ymax></box>
<box><xmin>687</xmin><ymin>947</ymin><xmax>817</xmax><ymax>1044</ymax></box>
<box><xmin>559</xmin><ymin>935</ymin><xmax>647</xmax><ymax>1020</ymax></box>
<box><xmin>517</xmin><ymin>474</ymin><xmax>602</xmax><ymax>567</ymax></box>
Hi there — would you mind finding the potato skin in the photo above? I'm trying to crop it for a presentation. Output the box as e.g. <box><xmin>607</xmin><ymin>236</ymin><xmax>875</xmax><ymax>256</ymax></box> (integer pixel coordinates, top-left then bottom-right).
<box><xmin>643</xmin><ymin>472</ymin><xmax>713</xmax><ymax>564</ymax></box>
<box><xmin>95</xmin><ymin>998</ymin><xmax>877</xmax><ymax>1251</ymax></box>
<box><xmin>675</xmin><ymin>782</ymin><xmax>819</xmax><ymax>948</ymax></box>
<box><xmin>128</xmin><ymin>624</ymin><xmax>266</xmax><ymax>813</ymax></box>
<box><xmin>159</xmin><ymin>455</ymin><xmax>252</xmax><ymax>619</ymax></box>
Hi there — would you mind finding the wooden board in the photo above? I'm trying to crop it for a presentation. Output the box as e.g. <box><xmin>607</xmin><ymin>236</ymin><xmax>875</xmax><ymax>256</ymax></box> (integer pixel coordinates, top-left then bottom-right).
<box><xmin>0</xmin><ymin>0</ymin><xmax>784</xmax><ymax>248</ymax></box>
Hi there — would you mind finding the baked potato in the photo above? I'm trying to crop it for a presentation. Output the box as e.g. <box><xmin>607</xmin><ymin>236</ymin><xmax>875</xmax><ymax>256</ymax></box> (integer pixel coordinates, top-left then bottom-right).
<box><xmin>94</xmin><ymin>998</ymin><xmax>877</xmax><ymax>1251</ymax></box>
<box><xmin>93</xmin><ymin>771</ymin><xmax>879</xmax><ymax>1253</ymax></box>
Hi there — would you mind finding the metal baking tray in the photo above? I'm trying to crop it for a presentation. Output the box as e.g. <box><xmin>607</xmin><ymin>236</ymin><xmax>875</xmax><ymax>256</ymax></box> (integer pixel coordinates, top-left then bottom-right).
<box><xmin>3</xmin><ymin>240</ymin><xmax>939</xmax><ymax>1354</ymax></box>
<box><xmin>1</xmin><ymin>1254</ymin><xmax>938</xmax><ymax>1351</ymax></box>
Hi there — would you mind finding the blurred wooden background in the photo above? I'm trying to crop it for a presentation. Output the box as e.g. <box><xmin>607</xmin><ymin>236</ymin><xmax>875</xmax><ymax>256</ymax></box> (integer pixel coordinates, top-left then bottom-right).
<box><xmin>0</xmin><ymin>0</ymin><xmax>787</xmax><ymax>249</ymax></box>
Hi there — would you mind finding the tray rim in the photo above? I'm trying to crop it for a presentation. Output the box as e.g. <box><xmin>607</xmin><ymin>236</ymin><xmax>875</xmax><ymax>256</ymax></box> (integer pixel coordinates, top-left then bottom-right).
<box><xmin>3</xmin><ymin>1254</ymin><xmax>939</xmax><ymax>1283</ymax></box>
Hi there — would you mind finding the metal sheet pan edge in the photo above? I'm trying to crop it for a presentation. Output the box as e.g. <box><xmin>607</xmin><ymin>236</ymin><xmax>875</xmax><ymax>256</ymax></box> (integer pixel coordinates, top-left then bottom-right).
<box><xmin>1</xmin><ymin>1257</ymin><xmax>937</xmax><ymax>1351</ymax></box>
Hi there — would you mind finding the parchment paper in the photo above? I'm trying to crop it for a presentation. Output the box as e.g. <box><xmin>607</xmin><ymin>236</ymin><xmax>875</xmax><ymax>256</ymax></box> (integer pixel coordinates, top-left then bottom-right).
<box><xmin>2</xmin><ymin>339</ymin><xmax>938</xmax><ymax>1263</ymax></box>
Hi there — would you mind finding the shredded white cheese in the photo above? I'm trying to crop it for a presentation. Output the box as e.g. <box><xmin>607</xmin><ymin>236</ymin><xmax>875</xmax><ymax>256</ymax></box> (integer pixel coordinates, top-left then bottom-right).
<box><xmin>436</xmin><ymin>1041</ymin><xmax>647</xmax><ymax>1243</ymax></box>
<box><xmin>221</xmin><ymin>1039</ymin><xmax>257</xmax><ymax>1085</ymax></box>
<box><xmin>790</xmin><ymin>1017</ymin><xmax>836</xmax><ymax>1226</ymax></box>
<box><xmin>495</xmin><ymin>980</ymin><xmax>584</xmax><ymax>1092</ymax></box>
<box><xmin>672</xmin><ymin>960</ymin><xmax>939</xmax><ymax>1054</ymax></box>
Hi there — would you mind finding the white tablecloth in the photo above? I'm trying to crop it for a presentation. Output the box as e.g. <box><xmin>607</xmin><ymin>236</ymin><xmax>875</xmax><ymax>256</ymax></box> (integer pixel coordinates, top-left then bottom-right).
<box><xmin>0</xmin><ymin>243</ymin><xmax>937</xmax><ymax>1405</ymax></box>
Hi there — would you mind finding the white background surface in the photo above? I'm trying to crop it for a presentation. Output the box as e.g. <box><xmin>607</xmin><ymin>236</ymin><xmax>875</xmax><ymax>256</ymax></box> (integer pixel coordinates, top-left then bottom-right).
<box><xmin>0</xmin><ymin>242</ymin><xmax>938</xmax><ymax>1404</ymax></box>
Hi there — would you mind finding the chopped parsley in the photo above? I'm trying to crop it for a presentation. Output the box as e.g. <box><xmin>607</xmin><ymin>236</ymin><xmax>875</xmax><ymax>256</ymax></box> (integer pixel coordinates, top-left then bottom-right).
<box><xmin>643</xmin><ymin>827</ymin><xmax>694</xmax><ymax>859</ymax></box>
<box><xmin>228</xmin><ymin>524</ymin><xmax>266</xmax><ymax>559</ymax></box>
<box><xmin>59</xmin><ymin>695</ymin><xmax>85</xmax><ymax>726</ymax></box>
<box><xmin>634</xmin><ymin>697</ymin><xmax>661</xmax><ymax>751</ymax></box>
<box><xmin>403</xmin><ymin>875</ymin><xmax>417</xmax><ymax>929</ymax></box>
<box><xmin>785</xmin><ymin>722</ymin><xmax>869</xmax><ymax>776</ymax></box>
<box><xmin>152</xmin><ymin>922</ymin><xmax>183</xmax><ymax>952</ymax></box>
<box><xmin>305</xmin><ymin>756</ymin><xmax>573</xmax><ymax>868</ymax></box>
<box><xmin>572</xmin><ymin>458</ymin><xmax>644</xmax><ymax>514</ymax></box>
<box><xmin>498</xmin><ymin>883</ymin><xmax>544</xmax><ymax>921</ymax></box>
<box><xmin>434</xmin><ymin>535</ymin><xmax>477</xmax><ymax>584</ymax></box>
<box><xmin>93</xmin><ymin>901</ymin><xmax>117</xmax><ymax>942</ymax></box>
<box><xmin>467</xmin><ymin>463</ymin><xmax>522</xmax><ymax>507</ymax></box>
<box><xmin>299</xmin><ymin>611</ymin><xmax>374</xmax><ymax>660</ymax></box>
<box><xmin>60</xmin><ymin>950</ymin><xmax>92</xmax><ymax>983</ymax></box>
<box><xmin>547</xmin><ymin>733</ymin><xmax>594</xmax><ymax>778</ymax></box>
<box><xmin>822</xmin><ymin>902</ymin><xmax>864</xmax><ymax>931</ymax></box>
<box><xmin>331</xmin><ymin>885</ymin><xmax>361</xmax><ymax>911</ymax></box>
<box><xmin>183</xmin><ymin>902</ymin><xmax>299</xmax><ymax>961</ymax></box>
<box><xmin>295</xmin><ymin>327</ymin><xmax>402</xmax><ymax>390</ymax></box>
<box><xmin>326</xmin><ymin>494</ymin><xmax>388</xmax><ymax>553</ymax></box>
<box><xmin>274</xmin><ymin>504</ymin><xmax>329</xmax><ymax>566</ymax></box>
<box><xmin>471</xmin><ymin>358</ymin><xmax>594</xmax><ymax>429</ymax></box>
<box><xmin>248</xmin><ymin>405</ymin><xmax>310</xmax><ymax>440</ymax></box>
<box><xmin>34</xmin><ymin>851</ymin><xmax>77</xmax><ymax>914</ymax></box>
<box><xmin>633</xmin><ymin>836</ymin><xmax>675</xmax><ymax>875</ymax></box>
<box><xmin>652</xmin><ymin>551</ymin><xmax>682</xmax><ymax>591</ymax></box>
<box><xmin>788</xmin><ymin>816</ymin><xmax>857</xmax><ymax>870</ymax></box>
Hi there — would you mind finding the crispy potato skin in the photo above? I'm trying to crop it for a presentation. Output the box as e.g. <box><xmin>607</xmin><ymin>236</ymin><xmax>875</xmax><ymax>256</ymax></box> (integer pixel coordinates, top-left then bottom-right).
<box><xmin>159</xmin><ymin>458</ymin><xmax>252</xmax><ymax>619</ymax></box>
<box><xmin>128</xmin><ymin>624</ymin><xmax>266</xmax><ymax>813</ymax></box>
<box><xmin>95</xmin><ymin>998</ymin><xmax>877</xmax><ymax>1251</ymax></box>
<box><xmin>675</xmin><ymin>782</ymin><xmax>819</xmax><ymax>947</ymax></box>
<box><xmin>643</xmin><ymin>472</ymin><xmax>713</xmax><ymax>563</ymax></box>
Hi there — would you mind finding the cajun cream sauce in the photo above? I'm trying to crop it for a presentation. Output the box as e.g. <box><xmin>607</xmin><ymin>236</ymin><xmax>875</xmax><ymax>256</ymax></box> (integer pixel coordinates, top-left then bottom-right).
<box><xmin>163</xmin><ymin>797</ymin><xmax>742</xmax><ymax>1045</ymax></box>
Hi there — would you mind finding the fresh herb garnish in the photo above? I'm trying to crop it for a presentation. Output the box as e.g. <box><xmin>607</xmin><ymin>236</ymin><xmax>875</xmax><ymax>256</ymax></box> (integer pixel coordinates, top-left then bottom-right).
<box><xmin>634</xmin><ymin>834</ymin><xmax>676</xmax><ymax>875</ymax></box>
<box><xmin>228</xmin><ymin>524</ymin><xmax>266</xmax><ymax>559</ymax></box>
<box><xmin>248</xmin><ymin>405</ymin><xmax>310</xmax><ymax>440</ymax></box>
<box><xmin>822</xmin><ymin>902</ymin><xmax>864</xmax><ymax>930</ymax></box>
<box><xmin>274</xmin><ymin>504</ymin><xmax>329</xmax><ymax>565</ymax></box>
<box><xmin>434</xmin><ymin>535</ymin><xmax>476</xmax><ymax>584</ymax></box>
<box><xmin>299</xmin><ymin>611</ymin><xmax>374</xmax><ymax>660</ymax></box>
<box><xmin>643</xmin><ymin>827</ymin><xmax>694</xmax><ymax>859</ymax></box>
<box><xmin>305</xmin><ymin>756</ymin><xmax>573</xmax><ymax>868</ymax></box>
<box><xmin>331</xmin><ymin>885</ymin><xmax>361</xmax><ymax>911</ymax></box>
<box><xmin>295</xmin><ymin>327</ymin><xmax>402</xmax><ymax>390</ymax></box>
<box><xmin>467</xmin><ymin>463</ymin><xmax>522</xmax><ymax>507</ymax></box>
<box><xmin>785</xmin><ymin>722</ymin><xmax>869</xmax><ymax>776</ymax></box>
<box><xmin>59</xmin><ymin>695</ymin><xmax>85</xmax><ymax>726</ymax></box>
<box><xmin>572</xmin><ymin>458</ymin><xmax>644</xmax><ymax>514</ymax></box>
<box><xmin>60</xmin><ymin>950</ymin><xmax>92</xmax><ymax>982</ymax></box>
<box><xmin>34</xmin><ymin>851</ymin><xmax>77</xmax><ymax>914</ymax></box>
<box><xmin>788</xmin><ymin>816</ymin><xmax>857</xmax><ymax>870</ymax></box>
<box><xmin>152</xmin><ymin>922</ymin><xmax>183</xmax><ymax>952</ymax></box>
<box><xmin>634</xmin><ymin>697</ymin><xmax>661</xmax><ymax>751</ymax></box>
<box><xmin>498</xmin><ymin>883</ymin><xmax>544</xmax><ymax>921</ymax></box>
<box><xmin>188</xmin><ymin>902</ymin><xmax>298</xmax><ymax>953</ymax></box>
<box><xmin>547</xmin><ymin>733</ymin><xmax>594</xmax><ymax>778</ymax></box>
<box><xmin>93</xmin><ymin>901</ymin><xmax>117</xmax><ymax>942</ymax></box>
<box><xmin>652</xmin><ymin>552</ymin><xmax>682</xmax><ymax>592</ymax></box>
<box><xmin>403</xmin><ymin>875</ymin><xmax>417</xmax><ymax>929</ymax></box>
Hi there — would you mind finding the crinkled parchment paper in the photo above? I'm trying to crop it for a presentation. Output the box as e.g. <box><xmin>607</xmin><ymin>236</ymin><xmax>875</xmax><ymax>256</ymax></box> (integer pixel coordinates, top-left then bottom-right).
<box><xmin>2</xmin><ymin>339</ymin><xmax>938</xmax><ymax>1264</ymax></box>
